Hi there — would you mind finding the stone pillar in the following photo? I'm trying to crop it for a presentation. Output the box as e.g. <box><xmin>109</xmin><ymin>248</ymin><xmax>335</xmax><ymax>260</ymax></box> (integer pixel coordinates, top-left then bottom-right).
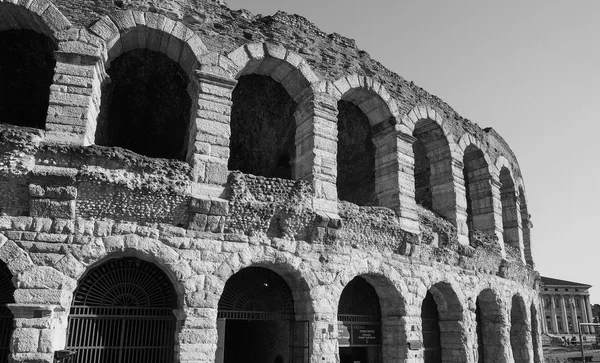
<box><xmin>450</xmin><ymin>159</ymin><xmax>470</xmax><ymax>245</ymax></box>
<box><xmin>550</xmin><ymin>295</ymin><xmax>559</xmax><ymax>334</ymax></box>
<box><xmin>7</xmin><ymin>303</ymin><xmax>69</xmax><ymax>363</ymax></box>
<box><xmin>428</xmin><ymin>156</ymin><xmax>469</xmax><ymax>244</ymax></box>
<box><xmin>311</xmin><ymin>312</ymin><xmax>337</xmax><ymax>363</ymax></box>
<box><xmin>371</xmin><ymin>126</ymin><xmax>419</xmax><ymax>234</ymax></box>
<box><xmin>560</xmin><ymin>295</ymin><xmax>569</xmax><ymax>334</ymax></box>
<box><xmin>294</xmin><ymin>92</ymin><xmax>339</xmax><ymax>217</ymax></box>
<box><xmin>489</xmin><ymin>179</ymin><xmax>506</xmax><ymax>254</ymax></box>
<box><xmin>585</xmin><ymin>296</ymin><xmax>595</xmax><ymax>334</ymax></box>
<box><xmin>45</xmin><ymin>52</ymin><xmax>104</xmax><ymax>146</ymax></box>
<box><xmin>568</xmin><ymin>297</ymin><xmax>579</xmax><ymax>333</ymax></box>
<box><xmin>540</xmin><ymin>297</ymin><xmax>548</xmax><ymax>334</ymax></box>
<box><xmin>580</xmin><ymin>296</ymin><xmax>589</xmax><ymax>334</ymax></box>
<box><xmin>179</xmin><ymin>307</ymin><xmax>218</xmax><ymax>363</ymax></box>
<box><xmin>187</xmin><ymin>70</ymin><xmax>237</xmax><ymax>197</ymax></box>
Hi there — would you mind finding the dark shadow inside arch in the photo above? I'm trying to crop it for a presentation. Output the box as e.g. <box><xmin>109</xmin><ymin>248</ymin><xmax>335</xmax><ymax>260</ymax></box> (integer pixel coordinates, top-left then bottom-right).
<box><xmin>422</xmin><ymin>291</ymin><xmax>441</xmax><ymax>363</ymax></box>
<box><xmin>530</xmin><ymin>304</ymin><xmax>541</xmax><ymax>363</ymax></box>
<box><xmin>229</xmin><ymin>74</ymin><xmax>297</xmax><ymax>179</ymax></box>
<box><xmin>0</xmin><ymin>261</ymin><xmax>15</xmax><ymax>363</ymax></box>
<box><xmin>463</xmin><ymin>145</ymin><xmax>492</xmax><ymax>236</ymax></box>
<box><xmin>338</xmin><ymin>276</ymin><xmax>382</xmax><ymax>363</ymax></box>
<box><xmin>95</xmin><ymin>49</ymin><xmax>191</xmax><ymax>160</ymax></box>
<box><xmin>510</xmin><ymin>296</ymin><xmax>529</xmax><ymax>363</ymax></box>
<box><xmin>0</xmin><ymin>29</ymin><xmax>55</xmax><ymax>129</ymax></box>
<box><xmin>337</xmin><ymin>100</ymin><xmax>376</xmax><ymax>206</ymax></box>
<box><xmin>66</xmin><ymin>257</ymin><xmax>178</xmax><ymax>363</ymax></box>
<box><xmin>217</xmin><ymin>267</ymin><xmax>303</xmax><ymax>363</ymax></box>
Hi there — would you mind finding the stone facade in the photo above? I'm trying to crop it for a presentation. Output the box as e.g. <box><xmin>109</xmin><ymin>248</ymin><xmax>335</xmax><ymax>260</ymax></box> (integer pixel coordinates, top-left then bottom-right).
<box><xmin>539</xmin><ymin>277</ymin><xmax>595</xmax><ymax>343</ymax></box>
<box><xmin>0</xmin><ymin>0</ymin><xmax>542</xmax><ymax>362</ymax></box>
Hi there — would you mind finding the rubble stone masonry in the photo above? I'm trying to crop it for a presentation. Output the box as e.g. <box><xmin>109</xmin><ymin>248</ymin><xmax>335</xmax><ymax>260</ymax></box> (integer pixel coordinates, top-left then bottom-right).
<box><xmin>0</xmin><ymin>0</ymin><xmax>541</xmax><ymax>362</ymax></box>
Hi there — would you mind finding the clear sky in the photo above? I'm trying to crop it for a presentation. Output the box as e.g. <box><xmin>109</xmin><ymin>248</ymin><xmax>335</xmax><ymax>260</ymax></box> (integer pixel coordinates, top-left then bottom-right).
<box><xmin>224</xmin><ymin>0</ymin><xmax>600</xmax><ymax>301</ymax></box>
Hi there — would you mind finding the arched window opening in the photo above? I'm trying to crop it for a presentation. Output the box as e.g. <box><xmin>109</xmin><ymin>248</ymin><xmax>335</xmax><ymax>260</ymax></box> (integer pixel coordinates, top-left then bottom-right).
<box><xmin>337</xmin><ymin>100</ymin><xmax>376</xmax><ymax>206</ymax></box>
<box><xmin>463</xmin><ymin>145</ymin><xmax>493</xmax><ymax>236</ymax></box>
<box><xmin>500</xmin><ymin>167</ymin><xmax>520</xmax><ymax>250</ymax></box>
<box><xmin>510</xmin><ymin>296</ymin><xmax>529</xmax><ymax>363</ymax></box>
<box><xmin>531</xmin><ymin>305</ymin><xmax>541</xmax><ymax>363</ymax></box>
<box><xmin>95</xmin><ymin>49</ymin><xmax>191</xmax><ymax>160</ymax></box>
<box><xmin>519</xmin><ymin>187</ymin><xmax>533</xmax><ymax>266</ymax></box>
<box><xmin>338</xmin><ymin>276</ymin><xmax>382</xmax><ymax>363</ymax></box>
<box><xmin>67</xmin><ymin>257</ymin><xmax>178</xmax><ymax>363</ymax></box>
<box><xmin>421</xmin><ymin>292</ymin><xmax>441</xmax><ymax>363</ymax></box>
<box><xmin>217</xmin><ymin>267</ymin><xmax>305</xmax><ymax>363</ymax></box>
<box><xmin>412</xmin><ymin>119</ymin><xmax>451</xmax><ymax>213</ymax></box>
<box><xmin>229</xmin><ymin>74</ymin><xmax>297</xmax><ymax>179</ymax></box>
<box><xmin>413</xmin><ymin>136</ymin><xmax>431</xmax><ymax>209</ymax></box>
<box><xmin>476</xmin><ymin>290</ymin><xmax>503</xmax><ymax>363</ymax></box>
<box><xmin>0</xmin><ymin>29</ymin><xmax>55</xmax><ymax>129</ymax></box>
<box><xmin>0</xmin><ymin>261</ymin><xmax>15</xmax><ymax>363</ymax></box>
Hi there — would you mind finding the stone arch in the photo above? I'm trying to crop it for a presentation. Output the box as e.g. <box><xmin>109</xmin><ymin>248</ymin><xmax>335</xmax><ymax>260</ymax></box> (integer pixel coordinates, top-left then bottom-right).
<box><xmin>89</xmin><ymin>12</ymin><xmax>208</xmax><ymax>160</ymax></box>
<box><xmin>223</xmin><ymin>43</ymin><xmax>319</xmax><ymax>180</ymax></box>
<box><xmin>71</xmin><ymin>248</ymin><xmax>186</xmax><ymax>308</ymax></box>
<box><xmin>213</xmin><ymin>250</ymin><xmax>316</xmax><ymax>363</ymax></box>
<box><xmin>495</xmin><ymin>157</ymin><xmax>524</xmax><ymax>261</ymax></box>
<box><xmin>0</xmin><ymin>1</ymin><xmax>66</xmax><ymax>130</ymax></box>
<box><xmin>458</xmin><ymin>134</ymin><xmax>501</xmax><ymax>244</ymax></box>
<box><xmin>404</xmin><ymin>105</ymin><xmax>464</xmax><ymax>229</ymax></box>
<box><xmin>90</xmin><ymin>12</ymin><xmax>207</xmax><ymax>76</ymax></box>
<box><xmin>66</xmin><ymin>255</ymin><xmax>181</xmax><ymax>363</ymax></box>
<box><xmin>0</xmin><ymin>0</ymin><xmax>72</xmax><ymax>41</ymax></box>
<box><xmin>510</xmin><ymin>295</ymin><xmax>531</xmax><ymax>363</ymax></box>
<box><xmin>212</xmin><ymin>250</ymin><xmax>316</xmax><ymax>319</ymax></box>
<box><xmin>475</xmin><ymin>288</ymin><xmax>508</xmax><ymax>363</ymax></box>
<box><xmin>420</xmin><ymin>280</ymin><xmax>467</xmax><ymax>363</ymax></box>
<box><xmin>329</xmin><ymin>76</ymin><xmax>408</xmax><ymax>214</ymax></box>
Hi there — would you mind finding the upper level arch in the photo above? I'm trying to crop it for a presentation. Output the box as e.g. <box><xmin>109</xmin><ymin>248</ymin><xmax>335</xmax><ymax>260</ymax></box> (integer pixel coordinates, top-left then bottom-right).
<box><xmin>226</xmin><ymin>42</ymin><xmax>319</xmax><ymax>103</ymax></box>
<box><xmin>223</xmin><ymin>43</ymin><xmax>319</xmax><ymax>180</ymax></box>
<box><xmin>458</xmin><ymin>133</ymin><xmax>500</xmax><ymax>241</ymax></box>
<box><xmin>329</xmin><ymin>75</ymin><xmax>400</xmax><ymax>126</ymax></box>
<box><xmin>404</xmin><ymin>105</ymin><xmax>464</xmax><ymax>226</ymax></box>
<box><xmin>0</xmin><ymin>0</ymin><xmax>71</xmax><ymax>41</ymax></box>
<box><xmin>89</xmin><ymin>11</ymin><xmax>208</xmax><ymax>76</ymax></box>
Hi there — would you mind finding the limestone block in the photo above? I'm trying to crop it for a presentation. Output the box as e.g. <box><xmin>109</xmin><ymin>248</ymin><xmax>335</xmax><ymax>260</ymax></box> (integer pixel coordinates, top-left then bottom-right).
<box><xmin>30</xmin><ymin>200</ymin><xmax>74</xmax><ymax>219</ymax></box>
<box><xmin>11</xmin><ymin>328</ymin><xmax>40</xmax><ymax>353</ymax></box>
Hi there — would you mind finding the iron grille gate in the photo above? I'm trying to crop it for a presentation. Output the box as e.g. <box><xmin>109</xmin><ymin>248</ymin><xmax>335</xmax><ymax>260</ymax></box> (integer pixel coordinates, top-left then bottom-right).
<box><xmin>67</xmin><ymin>306</ymin><xmax>175</xmax><ymax>363</ymax></box>
<box><xmin>66</xmin><ymin>258</ymin><xmax>177</xmax><ymax>363</ymax></box>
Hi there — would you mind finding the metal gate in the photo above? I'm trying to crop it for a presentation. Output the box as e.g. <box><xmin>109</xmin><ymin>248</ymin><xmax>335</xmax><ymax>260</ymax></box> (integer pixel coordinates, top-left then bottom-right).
<box><xmin>66</xmin><ymin>258</ymin><xmax>177</xmax><ymax>363</ymax></box>
<box><xmin>421</xmin><ymin>292</ymin><xmax>441</xmax><ymax>363</ymax></box>
<box><xmin>0</xmin><ymin>261</ymin><xmax>14</xmax><ymax>363</ymax></box>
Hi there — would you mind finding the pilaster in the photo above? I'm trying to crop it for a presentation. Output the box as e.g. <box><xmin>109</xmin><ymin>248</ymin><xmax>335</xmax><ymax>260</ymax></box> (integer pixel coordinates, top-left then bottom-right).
<box><xmin>7</xmin><ymin>303</ymin><xmax>68</xmax><ymax>363</ymax></box>
<box><xmin>372</xmin><ymin>127</ymin><xmax>419</xmax><ymax>234</ymax></box>
<box><xmin>187</xmin><ymin>70</ymin><xmax>237</xmax><ymax>197</ymax></box>
<box><xmin>294</xmin><ymin>92</ymin><xmax>339</xmax><ymax>217</ymax></box>
<box><xmin>45</xmin><ymin>52</ymin><xmax>104</xmax><ymax>146</ymax></box>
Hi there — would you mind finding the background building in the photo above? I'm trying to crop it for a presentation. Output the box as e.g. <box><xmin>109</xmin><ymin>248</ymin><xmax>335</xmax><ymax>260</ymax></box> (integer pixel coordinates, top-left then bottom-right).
<box><xmin>539</xmin><ymin>277</ymin><xmax>595</xmax><ymax>342</ymax></box>
<box><xmin>0</xmin><ymin>0</ymin><xmax>541</xmax><ymax>362</ymax></box>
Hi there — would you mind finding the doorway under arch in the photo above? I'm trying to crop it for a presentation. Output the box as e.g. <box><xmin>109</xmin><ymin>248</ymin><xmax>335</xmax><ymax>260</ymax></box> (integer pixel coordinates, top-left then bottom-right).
<box><xmin>0</xmin><ymin>261</ymin><xmax>14</xmax><ymax>363</ymax></box>
<box><xmin>337</xmin><ymin>276</ymin><xmax>382</xmax><ymax>363</ymax></box>
<box><xmin>217</xmin><ymin>267</ymin><xmax>307</xmax><ymax>363</ymax></box>
<box><xmin>66</xmin><ymin>257</ymin><xmax>178</xmax><ymax>363</ymax></box>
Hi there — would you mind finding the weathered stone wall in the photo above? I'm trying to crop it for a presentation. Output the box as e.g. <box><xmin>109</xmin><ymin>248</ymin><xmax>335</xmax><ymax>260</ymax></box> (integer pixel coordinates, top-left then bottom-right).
<box><xmin>0</xmin><ymin>0</ymin><xmax>542</xmax><ymax>362</ymax></box>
